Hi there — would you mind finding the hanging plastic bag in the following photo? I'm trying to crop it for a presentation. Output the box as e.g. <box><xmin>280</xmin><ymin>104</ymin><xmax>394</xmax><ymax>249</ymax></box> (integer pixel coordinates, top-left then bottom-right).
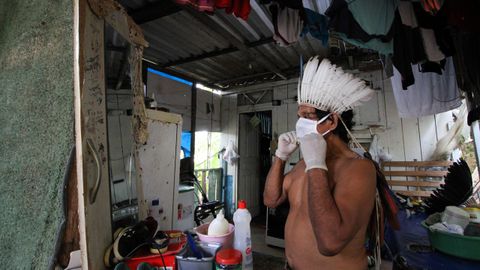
<box><xmin>223</xmin><ymin>140</ymin><xmax>239</xmax><ymax>165</ymax></box>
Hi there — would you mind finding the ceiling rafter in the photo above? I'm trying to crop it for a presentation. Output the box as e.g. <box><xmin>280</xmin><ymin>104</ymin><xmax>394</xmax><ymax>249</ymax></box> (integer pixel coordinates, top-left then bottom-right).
<box><xmin>182</xmin><ymin>6</ymin><xmax>287</xmax><ymax>80</ymax></box>
<box><xmin>162</xmin><ymin>37</ymin><xmax>274</xmax><ymax>67</ymax></box>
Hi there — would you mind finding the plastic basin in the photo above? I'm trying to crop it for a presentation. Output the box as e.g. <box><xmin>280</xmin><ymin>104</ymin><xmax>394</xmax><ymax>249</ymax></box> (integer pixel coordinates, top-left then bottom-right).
<box><xmin>195</xmin><ymin>223</ymin><xmax>234</xmax><ymax>249</ymax></box>
<box><xmin>422</xmin><ymin>221</ymin><xmax>480</xmax><ymax>261</ymax></box>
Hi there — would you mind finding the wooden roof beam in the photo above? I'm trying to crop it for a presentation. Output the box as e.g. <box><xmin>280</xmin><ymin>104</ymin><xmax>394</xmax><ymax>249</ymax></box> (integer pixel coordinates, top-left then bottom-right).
<box><xmin>162</xmin><ymin>37</ymin><xmax>274</xmax><ymax>67</ymax></box>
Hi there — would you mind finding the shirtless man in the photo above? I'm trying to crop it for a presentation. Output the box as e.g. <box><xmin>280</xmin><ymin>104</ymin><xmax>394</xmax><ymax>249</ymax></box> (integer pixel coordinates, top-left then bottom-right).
<box><xmin>263</xmin><ymin>106</ymin><xmax>377</xmax><ymax>270</ymax></box>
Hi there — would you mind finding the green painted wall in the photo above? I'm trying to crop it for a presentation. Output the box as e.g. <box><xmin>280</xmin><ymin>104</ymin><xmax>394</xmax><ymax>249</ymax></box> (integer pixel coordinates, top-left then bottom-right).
<box><xmin>0</xmin><ymin>0</ymin><xmax>74</xmax><ymax>268</ymax></box>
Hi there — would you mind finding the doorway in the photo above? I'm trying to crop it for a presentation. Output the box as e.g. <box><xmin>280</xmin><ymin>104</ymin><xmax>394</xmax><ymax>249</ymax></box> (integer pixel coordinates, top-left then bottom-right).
<box><xmin>237</xmin><ymin>111</ymin><xmax>272</xmax><ymax>221</ymax></box>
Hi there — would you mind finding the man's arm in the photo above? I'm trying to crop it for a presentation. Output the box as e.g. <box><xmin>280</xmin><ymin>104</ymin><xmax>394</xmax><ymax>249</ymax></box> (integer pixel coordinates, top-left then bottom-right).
<box><xmin>263</xmin><ymin>157</ymin><xmax>289</xmax><ymax>208</ymax></box>
<box><xmin>306</xmin><ymin>160</ymin><xmax>376</xmax><ymax>256</ymax></box>
<box><xmin>263</xmin><ymin>132</ymin><xmax>298</xmax><ymax>208</ymax></box>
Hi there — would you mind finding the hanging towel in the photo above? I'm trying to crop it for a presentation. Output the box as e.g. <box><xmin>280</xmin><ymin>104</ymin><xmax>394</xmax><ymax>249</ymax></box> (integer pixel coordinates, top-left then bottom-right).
<box><xmin>390</xmin><ymin>57</ymin><xmax>462</xmax><ymax>118</ymax></box>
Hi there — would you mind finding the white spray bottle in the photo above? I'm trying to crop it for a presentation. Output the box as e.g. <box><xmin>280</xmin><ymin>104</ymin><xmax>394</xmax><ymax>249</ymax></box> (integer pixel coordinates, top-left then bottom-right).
<box><xmin>233</xmin><ymin>200</ymin><xmax>253</xmax><ymax>270</ymax></box>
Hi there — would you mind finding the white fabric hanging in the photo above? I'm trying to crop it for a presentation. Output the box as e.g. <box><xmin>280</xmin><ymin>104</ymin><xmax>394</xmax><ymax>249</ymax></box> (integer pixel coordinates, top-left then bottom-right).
<box><xmin>390</xmin><ymin>57</ymin><xmax>462</xmax><ymax>118</ymax></box>
<box><xmin>222</xmin><ymin>140</ymin><xmax>240</xmax><ymax>165</ymax></box>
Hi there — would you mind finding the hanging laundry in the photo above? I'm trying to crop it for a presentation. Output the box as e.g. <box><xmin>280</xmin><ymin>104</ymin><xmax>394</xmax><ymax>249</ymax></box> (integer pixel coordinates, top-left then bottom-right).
<box><xmin>224</xmin><ymin>0</ymin><xmax>251</xmax><ymax>20</ymax></box>
<box><xmin>176</xmin><ymin>0</ymin><xmax>251</xmax><ymax>20</ymax></box>
<box><xmin>413</xmin><ymin>2</ymin><xmax>454</xmax><ymax>58</ymax></box>
<box><xmin>325</xmin><ymin>0</ymin><xmax>397</xmax><ymax>55</ymax></box>
<box><xmin>393</xmin><ymin>1</ymin><xmax>453</xmax><ymax>89</ymax></box>
<box><xmin>270</xmin><ymin>2</ymin><xmax>304</xmax><ymax>46</ymax></box>
<box><xmin>420</xmin><ymin>0</ymin><xmax>444</xmax><ymax>15</ymax></box>
<box><xmin>391</xmin><ymin>12</ymin><xmax>416</xmax><ymax>89</ymax></box>
<box><xmin>397</xmin><ymin>1</ymin><xmax>417</xmax><ymax>27</ymax></box>
<box><xmin>450</xmin><ymin>32</ymin><xmax>480</xmax><ymax>108</ymax></box>
<box><xmin>215</xmin><ymin>0</ymin><xmax>231</xmax><ymax>8</ymax></box>
<box><xmin>419</xmin><ymin>59</ymin><xmax>446</xmax><ymax>75</ymax></box>
<box><xmin>176</xmin><ymin>0</ymin><xmax>216</xmax><ymax>13</ymax></box>
<box><xmin>346</xmin><ymin>0</ymin><xmax>397</xmax><ymax>37</ymax></box>
<box><xmin>420</xmin><ymin>28</ymin><xmax>445</xmax><ymax>62</ymax></box>
<box><xmin>390</xmin><ymin>57</ymin><xmax>462</xmax><ymax>118</ymax></box>
<box><xmin>302</xmin><ymin>0</ymin><xmax>331</xmax><ymax>15</ymax></box>
<box><xmin>301</xmin><ymin>8</ymin><xmax>329</xmax><ymax>46</ymax></box>
<box><xmin>440</xmin><ymin>0</ymin><xmax>480</xmax><ymax>108</ymax></box>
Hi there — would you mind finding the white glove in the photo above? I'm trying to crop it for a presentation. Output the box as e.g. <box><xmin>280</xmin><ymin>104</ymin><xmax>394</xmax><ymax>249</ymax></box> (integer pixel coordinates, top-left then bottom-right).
<box><xmin>299</xmin><ymin>133</ymin><xmax>328</xmax><ymax>171</ymax></box>
<box><xmin>275</xmin><ymin>131</ymin><xmax>298</xmax><ymax>161</ymax></box>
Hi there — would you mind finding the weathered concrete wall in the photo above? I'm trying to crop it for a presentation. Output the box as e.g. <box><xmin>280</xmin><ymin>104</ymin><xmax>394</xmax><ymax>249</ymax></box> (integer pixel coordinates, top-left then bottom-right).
<box><xmin>0</xmin><ymin>0</ymin><xmax>74</xmax><ymax>268</ymax></box>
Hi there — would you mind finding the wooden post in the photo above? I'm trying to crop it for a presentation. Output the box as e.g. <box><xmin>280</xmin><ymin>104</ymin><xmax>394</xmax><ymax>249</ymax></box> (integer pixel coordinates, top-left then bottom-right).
<box><xmin>191</xmin><ymin>83</ymin><xmax>197</xmax><ymax>159</ymax></box>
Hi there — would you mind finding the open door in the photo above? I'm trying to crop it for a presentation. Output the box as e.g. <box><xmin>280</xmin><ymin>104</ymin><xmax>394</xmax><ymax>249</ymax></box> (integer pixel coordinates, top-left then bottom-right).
<box><xmin>74</xmin><ymin>0</ymin><xmax>147</xmax><ymax>268</ymax></box>
<box><xmin>238</xmin><ymin>111</ymin><xmax>272</xmax><ymax>218</ymax></box>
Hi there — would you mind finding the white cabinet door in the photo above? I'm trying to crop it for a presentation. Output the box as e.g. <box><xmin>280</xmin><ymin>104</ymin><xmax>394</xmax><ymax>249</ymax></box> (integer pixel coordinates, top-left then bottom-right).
<box><xmin>137</xmin><ymin>109</ymin><xmax>182</xmax><ymax>230</ymax></box>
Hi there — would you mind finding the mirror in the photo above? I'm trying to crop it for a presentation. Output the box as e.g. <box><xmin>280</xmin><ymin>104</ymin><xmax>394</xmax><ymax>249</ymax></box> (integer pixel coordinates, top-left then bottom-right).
<box><xmin>105</xmin><ymin>23</ymin><xmax>138</xmax><ymax>229</ymax></box>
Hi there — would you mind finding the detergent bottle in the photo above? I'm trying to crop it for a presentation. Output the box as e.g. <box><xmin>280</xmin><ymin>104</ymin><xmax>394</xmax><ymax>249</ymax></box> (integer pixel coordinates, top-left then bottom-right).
<box><xmin>233</xmin><ymin>200</ymin><xmax>253</xmax><ymax>270</ymax></box>
<box><xmin>208</xmin><ymin>210</ymin><xmax>229</xmax><ymax>236</ymax></box>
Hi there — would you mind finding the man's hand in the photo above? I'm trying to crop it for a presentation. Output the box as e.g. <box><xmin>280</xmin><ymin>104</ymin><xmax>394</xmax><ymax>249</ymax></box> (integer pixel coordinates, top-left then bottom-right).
<box><xmin>275</xmin><ymin>131</ymin><xmax>298</xmax><ymax>161</ymax></box>
<box><xmin>299</xmin><ymin>133</ymin><xmax>328</xmax><ymax>171</ymax></box>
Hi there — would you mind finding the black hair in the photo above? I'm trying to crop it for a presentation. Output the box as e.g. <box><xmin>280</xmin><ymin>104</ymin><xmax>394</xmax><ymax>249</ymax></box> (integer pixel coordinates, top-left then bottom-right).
<box><xmin>315</xmin><ymin>109</ymin><xmax>354</xmax><ymax>143</ymax></box>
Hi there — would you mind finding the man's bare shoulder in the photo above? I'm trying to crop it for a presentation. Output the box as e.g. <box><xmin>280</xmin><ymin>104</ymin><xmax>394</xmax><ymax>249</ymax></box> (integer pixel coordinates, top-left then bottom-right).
<box><xmin>335</xmin><ymin>156</ymin><xmax>376</xmax><ymax>184</ymax></box>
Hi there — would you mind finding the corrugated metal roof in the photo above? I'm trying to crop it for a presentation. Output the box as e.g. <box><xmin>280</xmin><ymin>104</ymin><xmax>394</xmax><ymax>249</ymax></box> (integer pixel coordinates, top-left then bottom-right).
<box><xmin>114</xmin><ymin>0</ymin><xmax>380</xmax><ymax>90</ymax></box>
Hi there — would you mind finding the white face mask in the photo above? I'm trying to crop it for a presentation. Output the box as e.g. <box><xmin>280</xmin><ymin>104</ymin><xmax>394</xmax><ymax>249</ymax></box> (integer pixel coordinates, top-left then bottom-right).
<box><xmin>295</xmin><ymin>113</ymin><xmax>331</xmax><ymax>138</ymax></box>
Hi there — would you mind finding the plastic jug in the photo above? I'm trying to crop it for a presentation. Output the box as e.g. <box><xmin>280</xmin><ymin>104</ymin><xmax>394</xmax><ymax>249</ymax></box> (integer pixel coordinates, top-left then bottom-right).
<box><xmin>233</xmin><ymin>200</ymin><xmax>253</xmax><ymax>270</ymax></box>
<box><xmin>208</xmin><ymin>210</ymin><xmax>230</xmax><ymax>236</ymax></box>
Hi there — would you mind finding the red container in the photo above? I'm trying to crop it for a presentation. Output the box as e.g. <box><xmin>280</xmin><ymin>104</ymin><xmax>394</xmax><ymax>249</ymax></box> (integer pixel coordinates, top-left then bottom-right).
<box><xmin>215</xmin><ymin>249</ymin><xmax>242</xmax><ymax>269</ymax></box>
<box><xmin>126</xmin><ymin>254</ymin><xmax>176</xmax><ymax>270</ymax></box>
<box><xmin>125</xmin><ymin>230</ymin><xmax>186</xmax><ymax>270</ymax></box>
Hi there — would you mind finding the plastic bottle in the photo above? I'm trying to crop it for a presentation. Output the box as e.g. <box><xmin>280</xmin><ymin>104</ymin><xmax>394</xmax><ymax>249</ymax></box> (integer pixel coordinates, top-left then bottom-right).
<box><xmin>233</xmin><ymin>200</ymin><xmax>253</xmax><ymax>270</ymax></box>
<box><xmin>208</xmin><ymin>210</ymin><xmax>229</xmax><ymax>236</ymax></box>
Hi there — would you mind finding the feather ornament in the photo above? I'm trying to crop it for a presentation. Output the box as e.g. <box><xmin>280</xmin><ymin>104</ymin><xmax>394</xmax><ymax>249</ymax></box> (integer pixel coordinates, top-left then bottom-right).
<box><xmin>298</xmin><ymin>57</ymin><xmax>375</xmax><ymax>113</ymax></box>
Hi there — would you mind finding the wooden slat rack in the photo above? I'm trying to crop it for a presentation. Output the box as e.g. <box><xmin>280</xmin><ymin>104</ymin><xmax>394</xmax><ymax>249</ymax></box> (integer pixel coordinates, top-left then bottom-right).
<box><xmin>381</xmin><ymin>160</ymin><xmax>454</xmax><ymax>198</ymax></box>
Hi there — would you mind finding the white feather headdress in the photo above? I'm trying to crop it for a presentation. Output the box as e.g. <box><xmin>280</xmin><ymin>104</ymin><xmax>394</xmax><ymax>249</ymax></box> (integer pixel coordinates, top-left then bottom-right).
<box><xmin>298</xmin><ymin>57</ymin><xmax>375</xmax><ymax>113</ymax></box>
